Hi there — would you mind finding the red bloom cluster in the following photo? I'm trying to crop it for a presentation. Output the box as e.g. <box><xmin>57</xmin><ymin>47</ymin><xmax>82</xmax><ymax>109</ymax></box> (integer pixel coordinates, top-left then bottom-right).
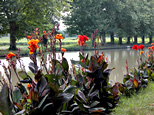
<box><xmin>7</xmin><ymin>52</ymin><xmax>15</xmax><ymax>59</ymax></box>
<box><xmin>132</xmin><ymin>44</ymin><xmax>144</xmax><ymax>50</ymax></box>
<box><xmin>27</xmin><ymin>39</ymin><xmax>39</xmax><ymax>54</ymax></box>
<box><xmin>78</xmin><ymin>35</ymin><xmax>89</xmax><ymax>46</ymax></box>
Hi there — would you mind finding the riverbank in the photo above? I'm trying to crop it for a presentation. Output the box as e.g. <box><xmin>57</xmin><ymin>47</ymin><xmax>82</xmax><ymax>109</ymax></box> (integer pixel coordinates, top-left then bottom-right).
<box><xmin>111</xmin><ymin>81</ymin><xmax>154</xmax><ymax>115</ymax></box>
<box><xmin>0</xmin><ymin>43</ymin><xmax>151</xmax><ymax>58</ymax></box>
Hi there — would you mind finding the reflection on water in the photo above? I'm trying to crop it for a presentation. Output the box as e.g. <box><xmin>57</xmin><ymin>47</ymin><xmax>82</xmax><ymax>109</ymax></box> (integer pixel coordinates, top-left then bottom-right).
<box><xmin>0</xmin><ymin>48</ymin><xmax>147</xmax><ymax>85</ymax></box>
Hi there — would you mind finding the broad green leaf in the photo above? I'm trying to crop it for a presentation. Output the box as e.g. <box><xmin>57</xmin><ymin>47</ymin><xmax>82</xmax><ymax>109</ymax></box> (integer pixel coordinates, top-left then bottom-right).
<box><xmin>13</xmin><ymin>87</ymin><xmax>22</xmax><ymax>104</ymax></box>
<box><xmin>88</xmin><ymin>56</ymin><xmax>98</xmax><ymax>72</ymax></box>
<box><xmin>48</xmin><ymin>82</ymin><xmax>59</xmax><ymax>95</ymax></box>
<box><xmin>31</xmin><ymin>90</ymin><xmax>39</xmax><ymax>102</ymax></box>
<box><xmin>62</xmin><ymin>57</ymin><xmax>69</xmax><ymax>72</ymax></box>
<box><xmin>89</xmin><ymin>107</ymin><xmax>105</xmax><ymax>113</ymax></box>
<box><xmin>123</xmin><ymin>74</ymin><xmax>130</xmax><ymax>83</ymax></box>
<box><xmin>55</xmin><ymin>63</ymin><xmax>63</xmax><ymax>79</ymax></box>
<box><xmin>37</xmin><ymin>77</ymin><xmax>48</xmax><ymax>96</ymax></box>
<box><xmin>77</xmin><ymin>89</ymin><xmax>88</xmax><ymax>104</ymax></box>
<box><xmin>70</xmin><ymin>79</ymin><xmax>78</xmax><ymax>85</ymax></box>
<box><xmin>0</xmin><ymin>84</ymin><xmax>13</xmax><ymax>115</ymax></box>
<box><xmin>63</xmin><ymin>85</ymin><xmax>77</xmax><ymax>94</ymax></box>
<box><xmin>79</xmin><ymin>52</ymin><xmax>85</xmax><ymax>61</ymax></box>
<box><xmin>76</xmin><ymin>74</ymin><xmax>84</xmax><ymax>84</ymax></box>
<box><xmin>18</xmin><ymin>71</ymin><xmax>29</xmax><ymax>79</ymax></box>
<box><xmin>44</xmin><ymin>74</ymin><xmax>55</xmax><ymax>83</ymax></box>
<box><xmin>151</xmin><ymin>73</ymin><xmax>154</xmax><ymax>80</ymax></box>
<box><xmin>38</xmin><ymin>93</ymin><xmax>49</xmax><ymax>109</ymax></box>
<box><xmin>89</xmin><ymin>101</ymin><xmax>100</xmax><ymax>108</ymax></box>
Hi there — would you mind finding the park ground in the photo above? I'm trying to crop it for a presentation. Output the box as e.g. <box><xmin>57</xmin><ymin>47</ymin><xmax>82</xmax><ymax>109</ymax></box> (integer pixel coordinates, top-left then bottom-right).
<box><xmin>0</xmin><ymin>36</ymin><xmax>152</xmax><ymax>57</ymax></box>
<box><xmin>111</xmin><ymin>82</ymin><xmax>154</xmax><ymax>115</ymax></box>
<box><xmin>0</xmin><ymin>37</ymin><xmax>154</xmax><ymax>115</ymax></box>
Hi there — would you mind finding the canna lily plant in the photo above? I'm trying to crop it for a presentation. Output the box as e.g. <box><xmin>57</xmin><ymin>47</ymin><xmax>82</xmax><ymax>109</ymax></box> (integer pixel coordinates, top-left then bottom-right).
<box><xmin>0</xmin><ymin>24</ymin><xmax>153</xmax><ymax>115</ymax></box>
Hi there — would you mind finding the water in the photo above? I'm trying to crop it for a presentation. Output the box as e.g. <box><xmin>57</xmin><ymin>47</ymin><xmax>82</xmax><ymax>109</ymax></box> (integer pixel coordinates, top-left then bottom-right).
<box><xmin>0</xmin><ymin>48</ymin><xmax>146</xmax><ymax>86</ymax></box>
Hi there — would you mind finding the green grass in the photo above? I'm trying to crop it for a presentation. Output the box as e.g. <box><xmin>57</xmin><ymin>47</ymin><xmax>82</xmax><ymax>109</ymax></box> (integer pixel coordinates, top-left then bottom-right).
<box><xmin>111</xmin><ymin>82</ymin><xmax>154</xmax><ymax>115</ymax></box>
<box><xmin>0</xmin><ymin>36</ymin><xmax>152</xmax><ymax>57</ymax></box>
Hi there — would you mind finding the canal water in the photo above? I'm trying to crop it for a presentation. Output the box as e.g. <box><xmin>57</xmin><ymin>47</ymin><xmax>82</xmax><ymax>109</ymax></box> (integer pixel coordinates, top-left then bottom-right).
<box><xmin>0</xmin><ymin>48</ymin><xmax>147</xmax><ymax>86</ymax></box>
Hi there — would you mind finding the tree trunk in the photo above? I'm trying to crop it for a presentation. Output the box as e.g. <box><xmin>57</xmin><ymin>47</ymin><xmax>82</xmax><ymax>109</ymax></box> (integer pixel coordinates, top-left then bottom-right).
<box><xmin>142</xmin><ymin>35</ymin><xmax>145</xmax><ymax>44</ymax></box>
<box><xmin>119</xmin><ymin>36</ymin><xmax>122</xmax><ymax>45</ymax></box>
<box><xmin>134</xmin><ymin>35</ymin><xmax>137</xmax><ymax>44</ymax></box>
<box><xmin>149</xmin><ymin>35</ymin><xmax>152</xmax><ymax>43</ymax></box>
<box><xmin>9</xmin><ymin>21</ymin><xmax>17</xmax><ymax>50</ymax></box>
<box><xmin>101</xmin><ymin>31</ymin><xmax>105</xmax><ymax>45</ymax></box>
<box><xmin>110</xmin><ymin>32</ymin><xmax>114</xmax><ymax>44</ymax></box>
<box><xmin>127</xmin><ymin>36</ymin><xmax>130</xmax><ymax>44</ymax></box>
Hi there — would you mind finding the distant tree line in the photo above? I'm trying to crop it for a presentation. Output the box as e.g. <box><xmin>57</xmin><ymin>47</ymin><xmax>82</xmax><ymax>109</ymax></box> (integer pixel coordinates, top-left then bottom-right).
<box><xmin>63</xmin><ymin>0</ymin><xmax>154</xmax><ymax>45</ymax></box>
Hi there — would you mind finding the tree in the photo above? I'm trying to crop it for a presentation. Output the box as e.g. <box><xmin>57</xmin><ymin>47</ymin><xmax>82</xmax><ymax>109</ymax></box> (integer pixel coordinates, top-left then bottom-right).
<box><xmin>64</xmin><ymin>0</ymin><xmax>154</xmax><ymax>45</ymax></box>
<box><xmin>0</xmin><ymin>0</ymin><xmax>72</xmax><ymax>50</ymax></box>
<box><xmin>63</xmin><ymin>0</ymin><xmax>98</xmax><ymax>37</ymax></box>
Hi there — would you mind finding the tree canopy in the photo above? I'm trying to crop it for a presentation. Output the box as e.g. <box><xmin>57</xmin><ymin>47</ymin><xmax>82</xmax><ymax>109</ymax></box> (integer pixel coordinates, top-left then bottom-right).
<box><xmin>63</xmin><ymin>0</ymin><xmax>154</xmax><ymax>44</ymax></box>
<box><xmin>0</xmin><ymin>0</ymin><xmax>72</xmax><ymax>50</ymax></box>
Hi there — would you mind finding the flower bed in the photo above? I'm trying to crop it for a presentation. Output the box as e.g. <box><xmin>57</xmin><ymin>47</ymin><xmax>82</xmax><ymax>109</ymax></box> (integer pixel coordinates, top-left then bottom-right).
<box><xmin>0</xmin><ymin>26</ymin><xmax>153</xmax><ymax>115</ymax></box>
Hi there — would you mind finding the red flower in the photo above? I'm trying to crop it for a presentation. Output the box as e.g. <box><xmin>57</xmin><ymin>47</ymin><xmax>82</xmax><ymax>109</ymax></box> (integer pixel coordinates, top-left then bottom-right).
<box><xmin>27</xmin><ymin>36</ymin><xmax>32</xmax><ymax>40</ymax></box>
<box><xmin>138</xmin><ymin>44</ymin><xmax>144</xmax><ymax>50</ymax></box>
<box><xmin>27</xmin><ymin>39</ymin><xmax>39</xmax><ymax>54</ymax></box>
<box><xmin>61</xmin><ymin>48</ymin><xmax>66</xmax><ymax>52</ymax></box>
<box><xmin>43</xmin><ymin>31</ymin><xmax>46</xmax><ymax>34</ymax></box>
<box><xmin>132</xmin><ymin>45</ymin><xmax>138</xmax><ymax>50</ymax></box>
<box><xmin>7</xmin><ymin>52</ymin><xmax>15</xmax><ymax>59</ymax></box>
<box><xmin>78</xmin><ymin>35</ymin><xmax>89</xmax><ymax>46</ymax></box>
<box><xmin>55</xmin><ymin>34</ymin><xmax>63</xmax><ymax>40</ymax></box>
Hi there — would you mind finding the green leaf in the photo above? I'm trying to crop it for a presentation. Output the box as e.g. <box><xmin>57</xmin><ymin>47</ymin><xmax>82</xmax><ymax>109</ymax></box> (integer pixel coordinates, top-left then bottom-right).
<box><xmin>70</xmin><ymin>79</ymin><xmax>78</xmax><ymax>85</ymax></box>
<box><xmin>88</xmin><ymin>56</ymin><xmax>98</xmax><ymax>72</ymax></box>
<box><xmin>38</xmin><ymin>93</ymin><xmax>49</xmax><ymax>109</ymax></box>
<box><xmin>55</xmin><ymin>63</ymin><xmax>63</xmax><ymax>79</ymax></box>
<box><xmin>13</xmin><ymin>87</ymin><xmax>22</xmax><ymax>104</ymax></box>
<box><xmin>79</xmin><ymin>52</ymin><xmax>85</xmax><ymax>61</ymax></box>
<box><xmin>44</xmin><ymin>74</ymin><xmax>55</xmax><ymax>83</ymax></box>
<box><xmin>63</xmin><ymin>85</ymin><xmax>77</xmax><ymax>94</ymax></box>
<box><xmin>76</xmin><ymin>74</ymin><xmax>84</xmax><ymax>84</ymax></box>
<box><xmin>18</xmin><ymin>71</ymin><xmax>29</xmax><ymax>79</ymax></box>
<box><xmin>0</xmin><ymin>84</ymin><xmax>13</xmax><ymax>115</ymax></box>
<box><xmin>48</xmin><ymin>82</ymin><xmax>59</xmax><ymax>95</ymax></box>
<box><xmin>89</xmin><ymin>101</ymin><xmax>100</xmax><ymax>108</ymax></box>
<box><xmin>123</xmin><ymin>74</ymin><xmax>130</xmax><ymax>83</ymax></box>
<box><xmin>62</xmin><ymin>57</ymin><xmax>69</xmax><ymax>72</ymax></box>
<box><xmin>151</xmin><ymin>73</ymin><xmax>154</xmax><ymax>80</ymax></box>
<box><xmin>77</xmin><ymin>89</ymin><xmax>88</xmax><ymax>104</ymax></box>
<box><xmin>89</xmin><ymin>107</ymin><xmax>105</xmax><ymax>113</ymax></box>
<box><xmin>37</xmin><ymin>76</ymin><xmax>48</xmax><ymax>96</ymax></box>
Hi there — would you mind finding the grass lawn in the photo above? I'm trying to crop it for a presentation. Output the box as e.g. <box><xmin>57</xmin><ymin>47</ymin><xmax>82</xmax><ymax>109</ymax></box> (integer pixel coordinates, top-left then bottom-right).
<box><xmin>111</xmin><ymin>82</ymin><xmax>154</xmax><ymax>115</ymax></box>
<box><xmin>0</xmin><ymin>36</ymin><xmax>152</xmax><ymax>57</ymax></box>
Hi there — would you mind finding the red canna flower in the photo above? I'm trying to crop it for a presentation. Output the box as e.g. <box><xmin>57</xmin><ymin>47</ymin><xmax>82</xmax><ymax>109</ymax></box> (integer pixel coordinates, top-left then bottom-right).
<box><xmin>7</xmin><ymin>52</ymin><xmax>15</xmax><ymax>59</ymax></box>
<box><xmin>61</xmin><ymin>48</ymin><xmax>66</xmax><ymax>52</ymax></box>
<box><xmin>147</xmin><ymin>54</ymin><xmax>150</xmax><ymax>58</ymax></box>
<box><xmin>55</xmin><ymin>34</ymin><xmax>63</xmax><ymax>40</ymax></box>
<box><xmin>140</xmin><ymin>51</ymin><xmax>144</xmax><ymax>55</ymax></box>
<box><xmin>43</xmin><ymin>31</ymin><xmax>46</xmax><ymax>34</ymax></box>
<box><xmin>27</xmin><ymin>36</ymin><xmax>32</xmax><ymax>40</ymax></box>
<box><xmin>81</xmin><ymin>59</ymin><xmax>84</xmax><ymax>62</ymax></box>
<box><xmin>151</xmin><ymin>43</ymin><xmax>154</xmax><ymax>46</ymax></box>
<box><xmin>78</xmin><ymin>35</ymin><xmax>89</xmax><ymax>46</ymax></box>
<box><xmin>138</xmin><ymin>44</ymin><xmax>144</xmax><ymax>50</ymax></box>
<box><xmin>132</xmin><ymin>45</ymin><xmax>138</xmax><ymax>50</ymax></box>
<box><xmin>27</xmin><ymin>39</ymin><xmax>39</xmax><ymax>54</ymax></box>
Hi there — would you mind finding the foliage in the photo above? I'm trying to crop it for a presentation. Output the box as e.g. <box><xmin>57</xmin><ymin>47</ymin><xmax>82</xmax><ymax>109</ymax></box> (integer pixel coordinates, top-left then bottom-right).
<box><xmin>63</xmin><ymin>0</ymin><xmax>154</xmax><ymax>43</ymax></box>
<box><xmin>0</xmin><ymin>26</ymin><xmax>153</xmax><ymax>115</ymax></box>
<box><xmin>0</xmin><ymin>0</ymin><xmax>72</xmax><ymax>49</ymax></box>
